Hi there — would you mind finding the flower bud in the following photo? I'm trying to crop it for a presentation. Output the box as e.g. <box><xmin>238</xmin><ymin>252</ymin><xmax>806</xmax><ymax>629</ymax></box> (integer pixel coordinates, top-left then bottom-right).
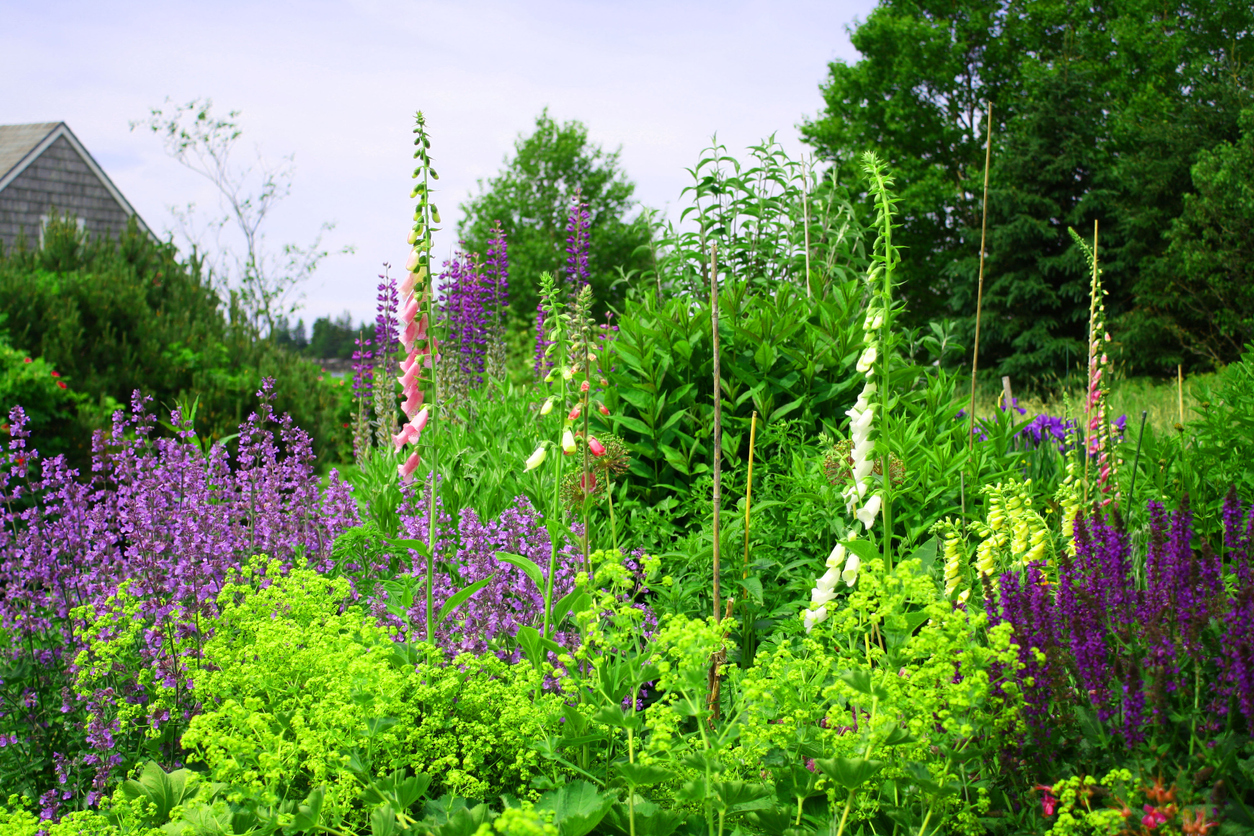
<box><xmin>524</xmin><ymin>445</ymin><xmax>547</xmax><ymax>472</ymax></box>
<box><xmin>588</xmin><ymin>437</ymin><xmax>606</xmax><ymax>457</ymax></box>
<box><xmin>561</xmin><ymin>430</ymin><xmax>577</xmax><ymax>455</ymax></box>
<box><xmin>580</xmin><ymin>380</ymin><xmax>590</xmax><ymax>393</ymax></box>
<box><xmin>598</xmin><ymin>403</ymin><xmax>610</xmax><ymax>416</ymax></box>
<box><xmin>540</xmin><ymin>397</ymin><xmax>555</xmax><ymax>416</ymax></box>
<box><xmin>568</xmin><ymin>404</ymin><xmax>581</xmax><ymax>421</ymax></box>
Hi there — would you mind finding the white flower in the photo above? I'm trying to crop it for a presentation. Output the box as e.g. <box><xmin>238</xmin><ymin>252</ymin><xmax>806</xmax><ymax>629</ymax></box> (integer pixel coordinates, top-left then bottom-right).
<box><xmin>811</xmin><ymin>586</ymin><xmax>837</xmax><ymax>607</ymax></box>
<box><xmin>803</xmin><ymin>606</ymin><xmax>828</xmax><ymax>634</ymax></box>
<box><xmin>561</xmin><ymin>430</ymin><xmax>576</xmax><ymax>454</ymax></box>
<box><xmin>825</xmin><ymin>543</ymin><xmax>847</xmax><ymax>570</ymax></box>
<box><xmin>841</xmin><ymin>553</ymin><xmax>861</xmax><ymax>586</ymax></box>
<box><xmin>856</xmin><ymin>493</ymin><xmax>882</xmax><ymax>529</ymax></box>
<box><xmin>856</xmin><ymin>345</ymin><xmax>878</xmax><ymax>373</ymax></box>
<box><xmin>524</xmin><ymin>445</ymin><xmax>547</xmax><ymax>472</ymax></box>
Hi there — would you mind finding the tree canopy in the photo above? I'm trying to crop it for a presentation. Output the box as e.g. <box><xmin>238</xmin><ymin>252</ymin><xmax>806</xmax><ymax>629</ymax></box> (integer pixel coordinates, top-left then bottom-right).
<box><xmin>457</xmin><ymin>110</ymin><xmax>653</xmax><ymax>324</ymax></box>
<box><xmin>802</xmin><ymin>0</ymin><xmax>1254</xmax><ymax>378</ymax></box>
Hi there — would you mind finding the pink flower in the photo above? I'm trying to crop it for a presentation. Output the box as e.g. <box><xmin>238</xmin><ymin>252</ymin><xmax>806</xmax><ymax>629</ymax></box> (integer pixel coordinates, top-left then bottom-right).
<box><xmin>598</xmin><ymin>403</ymin><xmax>609</xmax><ymax>416</ymax></box>
<box><xmin>57</xmin><ymin>381</ymin><xmax>67</xmax><ymax>389</ymax></box>
<box><xmin>391</xmin><ymin>407</ymin><xmax>430</xmax><ymax>450</ymax></box>
<box><xmin>1035</xmin><ymin>786</ymin><xmax>1058</xmax><ymax>817</ymax></box>
<box><xmin>50</xmin><ymin>370</ymin><xmax>60</xmax><ymax>377</ymax></box>
<box><xmin>23</xmin><ymin>357</ymin><xmax>31</xmax><ymax>363</ymax></box>
<box><xmin>1142</xmin><ymin>805</ymin><xmax>1170</xmax><ymax>829</ymax></box>
<box><xmin>398</xmin><ymin>450</ymin><xmax>421</xmax><ymax>483</ymax></box>
<box><xmin>568</xmin><ymin>404</ymin><xmax>581</xmax><ymax>421</ymax></box>
<box><xmin>588</xmin><ymin>437</ymin><xmax>606</xmax><ymax>457</ymax></box>
<box><xmin>580</xmin><ymin>380</ymin><xmax>590</xmax><ymax>393</ymax></box>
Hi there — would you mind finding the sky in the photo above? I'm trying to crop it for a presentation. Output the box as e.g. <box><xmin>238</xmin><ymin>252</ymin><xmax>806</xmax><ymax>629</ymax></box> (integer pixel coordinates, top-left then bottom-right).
<box><xmin>3</xmin><ymin>0</ymin><xmax>878</xmax><ymax>329</ymax></box>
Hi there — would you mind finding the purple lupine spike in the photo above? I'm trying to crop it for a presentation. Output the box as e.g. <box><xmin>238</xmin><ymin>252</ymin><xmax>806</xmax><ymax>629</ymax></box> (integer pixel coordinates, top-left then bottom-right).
<box><xmin>374</xmin><ymin>265</ymin><xmax>400</xmax><ymax>364</ymax></box>
<box><xmin>483</xmin><ymin>222</ymin><xmax>510</xmax><ymax>381</ymax></box>
<box><xmin>565</xmin><ymin>188</ymin><xmax>591</xmax><ymax>294</ymax></box>
<box><xmin>352</xmin><ymin>333</ymin><xmax>373</xmax><ymax>400</ymax></box>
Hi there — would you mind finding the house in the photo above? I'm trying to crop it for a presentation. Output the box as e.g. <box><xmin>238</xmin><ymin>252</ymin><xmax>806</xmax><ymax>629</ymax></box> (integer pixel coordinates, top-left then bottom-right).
<box><xmin>0</xmin><ymin>122</ymin><xmax>150</xmax><ymax>254</ymax></box>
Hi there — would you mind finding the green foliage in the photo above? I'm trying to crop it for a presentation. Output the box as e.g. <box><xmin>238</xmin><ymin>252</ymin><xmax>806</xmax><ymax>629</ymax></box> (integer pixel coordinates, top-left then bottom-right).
<box><xmin>458</xmin><ymin>109</ymin><xmax>652</xmax><ymax>325</ymax></box>
<box><xmin>802</xmin><ymin>0</ymin><xmax>1254</xmax><ymax>378</ymax></box>
<box><xmin>0</xmin><ymin>212</ymin><xmax>352</xmax><ymax>466</ymax></box>
<box><xmin>180</xmin><ymin>559</ymin><xmax>562</xmax><ymax>831</ymax></box>
<box><xmin>0</xmin><ymin>332</ymin><xmax>113</xmax><ymax>459</ymax></box>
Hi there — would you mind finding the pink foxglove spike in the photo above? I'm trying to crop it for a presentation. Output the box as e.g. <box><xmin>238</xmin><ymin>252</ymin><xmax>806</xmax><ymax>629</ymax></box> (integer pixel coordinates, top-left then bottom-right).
<box><xmin>415</xmin><ymin>313</ymin><xmax>428</xmax><ymax>340</ymax></box>
<box><xmin>398</xmin><ymin>273</ymin><xmax>418</xmax><ymax>299</ymax></box>
<box><xmin>401</xmin><ymin>319</ymin><xmax>418</xmax><ymax>352</ymax></box>
<box><xmin>401</xmin><ymin>294</ymin><xmax>420</xmax><ymax>323</ymax></box>
<box><xmin>401</xmin><ymin>386</ymin><xmax>424</xmax><ymax>418</ymax></box>
<box><xmin>398</xmin><ymin>356</ymin><xmax>421</xmax><ymax>389</ymax></box>
<box><xmin>398</xmin><ymin>449</ymin><xmax>421</xmax><ymax>483</ymax></box>
<box><xmin>405</xmin><ymin>248</ymin><xmax>421</xmax><ymax>271</ymax></box>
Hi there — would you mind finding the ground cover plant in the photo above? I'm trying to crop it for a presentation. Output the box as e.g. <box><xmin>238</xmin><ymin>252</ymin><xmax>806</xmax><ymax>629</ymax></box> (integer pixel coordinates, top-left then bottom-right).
<box><xmin>1</xmin><ymin>108</ymin><xmax>1252</xmax><ymax>836</ymax></box>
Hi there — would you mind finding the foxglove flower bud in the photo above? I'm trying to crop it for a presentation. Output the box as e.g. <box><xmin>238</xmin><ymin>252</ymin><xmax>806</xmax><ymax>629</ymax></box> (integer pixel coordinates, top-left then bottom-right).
<box><xmin>524</xmin><ymin>445</ymin><xmax>547</xmax><ymax>472</ymax></box>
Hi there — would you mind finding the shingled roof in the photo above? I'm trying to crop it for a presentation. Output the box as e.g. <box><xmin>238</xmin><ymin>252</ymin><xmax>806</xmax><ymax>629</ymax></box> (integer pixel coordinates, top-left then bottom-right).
<box><xmin>0</xmin><ymin>122</ymin><xmax>150</xmax><ymax>252</ymax></box>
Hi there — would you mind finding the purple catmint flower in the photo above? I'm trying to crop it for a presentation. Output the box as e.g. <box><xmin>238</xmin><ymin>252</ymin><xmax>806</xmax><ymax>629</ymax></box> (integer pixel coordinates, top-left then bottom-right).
<box><xmin>0</xmin><ymin>385</ymin><xmax>359</xmax><ymax>813</ymax></box>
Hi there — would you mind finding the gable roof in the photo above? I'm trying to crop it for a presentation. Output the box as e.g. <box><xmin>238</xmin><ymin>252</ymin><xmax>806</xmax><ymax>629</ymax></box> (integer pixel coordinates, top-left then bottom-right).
<box><xmin>0</xmin><ymin>121</ymin><xmax>149</xmax><ymax>233</ymax></box>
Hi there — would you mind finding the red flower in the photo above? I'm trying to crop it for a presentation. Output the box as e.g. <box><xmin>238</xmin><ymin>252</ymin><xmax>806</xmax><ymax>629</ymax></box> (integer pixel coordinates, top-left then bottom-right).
<box><xmin>57</xmin><ymin>381</ymin><xmax>67</xmax><ymax>389</ymax></box>
<box><xmin>23</xmin><ymin>357</ymin><xmax>31</xmax><ymax>363</ymax></box>
<box><xmin>580</xmin><ymin>380</ymin><xmax>590</xmax><ymax>393</ymax></box>
<box><xmin>598</xmin><ymin>403</ymin><xmax>610</xmax><ymax>416</ymax></box>
<box><xmin>568</xmin><ymin>404</ymin><xmax>581</xmax><ymax>421</ymax></box>
<box><xmin>50</xmin><ymin>370</ymin><xmax>60</xmax><ymax>377</ymax></box>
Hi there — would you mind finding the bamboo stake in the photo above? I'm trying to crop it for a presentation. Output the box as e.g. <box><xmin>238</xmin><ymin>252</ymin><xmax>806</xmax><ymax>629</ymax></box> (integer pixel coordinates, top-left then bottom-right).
<box><xmin>1177</xmin><ymin>364</ymin><xmax>1185</xmax><ymax>427</ymax></box>
<box><xmin>742</xmin><ymin>411</ymin><xmax>758</xmax><ymax>579</ymax></box>
<box><xmin>711</xmin><ymin>243</ymin><xmax>722</xmax><ymax>623</ymax></box>
<box><xmin>967</xmin><ymin>103</ymin><xmax>994</xmax><ymax>452</ymax></box>
<box><xmin>802</xmin><ymin>157</ymin><xmax>813</xmax><ymax>298</ymax></box>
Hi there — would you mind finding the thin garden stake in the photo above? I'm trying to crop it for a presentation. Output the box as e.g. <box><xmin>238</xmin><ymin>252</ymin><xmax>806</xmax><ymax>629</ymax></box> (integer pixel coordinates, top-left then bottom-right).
<box><xmin>743</xmin><ymin>410</ymin><xmax>758</xmax><ymax>579</ymax></box>
<box><xmin>1178</xmin><ymin>364</ymin><xmax>1185</xmax><ymax>427</ymax></box>
<box><xmin>967</xmin><ymin>103</ymin><xmax>994</xmax><ymax>452</ymax></box>
<box><xmin>710</xmin><ymin>242</ymin><xmax>722</xmax><ymax>623</ymax></box>
<box><xmin>802</xmin><ymin>157</ymin><xmax>813</xmax><ymax>298</ymax></box>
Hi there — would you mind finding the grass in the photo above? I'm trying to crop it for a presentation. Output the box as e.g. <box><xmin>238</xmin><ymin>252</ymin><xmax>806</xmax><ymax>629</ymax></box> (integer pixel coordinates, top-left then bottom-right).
<box><xmin>974</xmin><ymin>371</ymin><xmax>1218</xmax><ymax>436</ymax></box>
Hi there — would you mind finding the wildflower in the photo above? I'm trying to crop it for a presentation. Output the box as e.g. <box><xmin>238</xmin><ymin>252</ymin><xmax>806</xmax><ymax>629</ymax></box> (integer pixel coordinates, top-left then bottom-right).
<box><xmin>50</xmin><ymin>370</ymin><xmax>60</xmax><ymax>377</ymax></box>
<box><xmin>561</xmin><ymin>430</ymin><xmax>576</xmax><ymax>455</ymax></box>
<box><xmin>568</xmin><ymin>404</ymin><xmax>581</xmax><ymax>421</ymax></box>
<box><xmin>391</xmin><ymin>406</ymin><xmax>429</xmax><ymax>450</ymax></box>
<box><xmin>540</xmin><ymin>397</ymin><xmax>555</xmax><ymax>416</ymax></box>
<box><xmin>524</xmin><ymin>445</ymin><xmax>547</xmax><ymax>472</ymax></box>
<box><xmin>1142</xmin><ymin>805</ymin><xmax>1171</xmax><ymax>829</ymax></box>
<box><xmin>1035</xmin><ymin>785</ymin><xmax>1059</xmax><ymax>816</ymax></box>
<box><xmin>23</xmin><ymin>357</ymin><xmax>31</xmax><ymax>363</ymax></box>
<box><xmin>598</xmin><ymin>403</ymin><xmax>610</xmax><ymax>416</ymax></box>
<box><xmin>57</xmin><ymin>381</ymin><xmax>67</xmax><ymax>389</ymax></box>
<box><xmin>398</xmin><ymin>450</ymin><xmax>421</xmax><ymax>483</ymax></box>
<box><xmin>588</xmin><ymin>436</ymin><xmax>606</xmax><ymax>457</ymax></box>
<box><xmin>580</xmin><ymin>380</ymin><xmax>590</xmax><ymax>393</ymax></box>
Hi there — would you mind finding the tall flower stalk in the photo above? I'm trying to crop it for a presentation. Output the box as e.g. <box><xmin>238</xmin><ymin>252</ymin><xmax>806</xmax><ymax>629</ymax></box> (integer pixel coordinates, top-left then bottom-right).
<box><xmin>483</xmin><ymin>221</ymin><xmax>510</xmax><ymax>382</ymax></box>
<box><xmin>397</xmin><ymin>111</ymin><xmax>441</xmax><ymax>645</ymax></box>
<box><xmin>371</xmin><ymin>265</ymin><xmax>401</xmax><ymax>450</ymax></box>
<box><xmin>1070</xmin><ymin>224</ymin><xmax>1116</xmax><ymax>505</ymax></box>
<box><xmin>804</xmin><ymin>152</ymin><xmax>900</xmax><ymax>634</ymax></box>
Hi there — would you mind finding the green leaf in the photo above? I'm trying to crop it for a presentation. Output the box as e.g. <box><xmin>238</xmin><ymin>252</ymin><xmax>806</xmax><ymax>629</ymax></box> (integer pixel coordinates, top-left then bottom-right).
<box><xmin>535</xmin><ymin>780</ymin><xmax>616</xmax><ymax>836</ymax></box>
<box><xmin>839</xmin><ymin>669</ymin><xmax>889</xmax><ymax>700</ymax></box>
<box><xmin>713</xmin><ymin>780</ymin><xmax>773</xmax><ymax>813</ymax></box>
<box><xmin>553</xmin><ymin>589</ymin><xmax>592</xmax><ymax>622</ymax></box>
<box><xmin>382</xmin><ymin>536</ymin><xmax>431</xmax><ymax>558</ymax></box>
<box><xmin>436</xmin><ymin>575</ymin><xmax>495</xmax><ymax>626</ymax></box>
<box><xmin>737</xmin><ymin>576</ymin><xmax>764</xmax><ymax>605</ymax></box>
<box><xmin>842</xmin><ymin>537</ymin><xmax>880</xmax><ymax>564</ymax></box>
<box><xmin>814</xmin><ymin>756</ymin><xmax>884</xmax><ymax>790</ymax></box>
<box><xmin>496</xmin><ymin>552</ymin><xmax>545</xmax><ymax>593</ymax></box>
<box><xmin>292</xmin><ymin>786</ymin><xmax>326</xmax><ymax>832</ymax></box>
<box><xmin>615</xmin><ymin>762</ymin><xmax>673</xmax><ymax>787</ymax></box>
